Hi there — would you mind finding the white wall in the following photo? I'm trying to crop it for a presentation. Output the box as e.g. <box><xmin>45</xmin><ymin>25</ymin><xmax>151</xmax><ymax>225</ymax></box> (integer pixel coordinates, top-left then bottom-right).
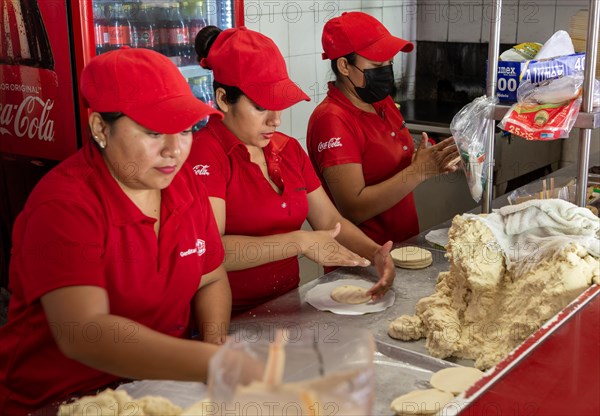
<box><xmin>242</xmin><ymin>1</ymin><xmax>589</xmax><ymax>147</ymax></box>
<box><xmin>417</xmin><ymin>0</ymin><xmax>588</xmax><ymax>43</ymax></box>
<box><xmin>242</xmin><ymin>0</ymin><xmax>417</xmax><ymax>149</ymax></box>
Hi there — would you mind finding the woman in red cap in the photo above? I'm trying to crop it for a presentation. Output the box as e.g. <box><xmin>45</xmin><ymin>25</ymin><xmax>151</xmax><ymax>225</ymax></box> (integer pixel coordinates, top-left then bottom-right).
<box><xmin>0</xmin><ymin>48</ymin><xmax>232</xmax><ymax>414</ymax></box>
<box><xmin>189</xmin><ymin>26</ymin><xmax>395</xmax><ymax>315</ymax></box>
<box><xmin>307</xmin><ymin>12</ymin><xmax>459</xmax><ymax>246</ymax></box>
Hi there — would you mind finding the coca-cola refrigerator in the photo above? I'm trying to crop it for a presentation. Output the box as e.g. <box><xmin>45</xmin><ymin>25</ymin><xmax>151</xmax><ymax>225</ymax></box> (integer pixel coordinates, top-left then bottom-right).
<box><xmin>0</xmin><ymin>0</ymin><xmax>242</xmax><ymax>160</ymax></box>
<box><xmin>0</xmin><ymin>0</ymin><xmax>242</xmax><ymax>287</ymax></box>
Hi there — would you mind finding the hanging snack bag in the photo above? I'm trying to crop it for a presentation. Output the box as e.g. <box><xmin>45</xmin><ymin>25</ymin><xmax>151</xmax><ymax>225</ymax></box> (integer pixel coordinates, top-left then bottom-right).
<box><xmin>450</xmin><ymin>95</ymin><xmax>498</xmax><ymax>202</ymax></box>
<box><xmin>498</xmin><ymin>74</ymin><xmax>583</xmax><ymax>140</ymax></box>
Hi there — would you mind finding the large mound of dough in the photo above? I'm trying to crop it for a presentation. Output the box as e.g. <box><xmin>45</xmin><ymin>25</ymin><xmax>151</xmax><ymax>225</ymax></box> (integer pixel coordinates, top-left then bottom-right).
<box><xmin>389</xmin><ymin>214</ymin><xmax>600</xmax><ymax>369</ymax></box>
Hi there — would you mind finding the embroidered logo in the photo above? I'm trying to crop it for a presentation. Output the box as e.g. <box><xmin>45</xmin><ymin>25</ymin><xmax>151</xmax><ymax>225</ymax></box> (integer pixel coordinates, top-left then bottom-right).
<box><xmin>317</xmin><ymin>137</ymin><xmax>343</xmax><ymax>152</ymax></box>
<box><xmin>180</xmin><ymin>239</ymin><xmax>206</xmax><ymax>257</ymax></box>
<box><xmin>193</xmin><ymin>164</ymin><xmax>210</xmax><ymax>176</ymax></box>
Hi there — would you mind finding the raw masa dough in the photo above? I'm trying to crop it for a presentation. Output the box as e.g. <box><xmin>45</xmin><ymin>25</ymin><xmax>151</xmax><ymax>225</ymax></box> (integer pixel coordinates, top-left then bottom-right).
<box><xmin>58</xmin><ymin>389</ymin><xmax>183</xmax><ymax>416</ymax></box>
<box><xmin>429</xmin><ymin>367</ymin><xmax>484</xmax><ymax>395</ymax></box>
<box><xmin>390</xmin><ymin>246</ymin><xmax>433</xmax><ymax>269</ymax></box>
<box><xmin>388</xmin><ymin>315</ymin><xmax>424</xmax><ymax>341</ymax></box>
<box><xmin>390</xmin><ymin>388</ymin><xmax>454</xmax><ymax>415</ymax></box>
<box><xmin>330</xmin><ymin>284</ymin><xmax>371</xmax><ymax>304</ymax></box>
<box><xmin>388</xmin><ymin>213</ymin><xmax>600</xmax><ymax>369</ymax></box>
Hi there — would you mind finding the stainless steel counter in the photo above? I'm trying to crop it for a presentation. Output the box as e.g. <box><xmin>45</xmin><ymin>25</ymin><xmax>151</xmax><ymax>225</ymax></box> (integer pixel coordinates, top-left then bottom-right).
<box><xmin>230</xmin><ymin>245</ymin><xmax>473</xmax><ymax>415</ymax></box>
<box><xmin>229</xmin><ymin>152</ymin><xmax>600</xmax><ymax>415</ymax></box>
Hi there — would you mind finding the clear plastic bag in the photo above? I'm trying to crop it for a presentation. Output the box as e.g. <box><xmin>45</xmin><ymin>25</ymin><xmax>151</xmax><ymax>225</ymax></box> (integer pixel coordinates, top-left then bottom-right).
<box><xmin>450</xmin><ymin>95</ymin><xmax>498</xmax><ymax>202</ymax></box>
<box><xmin>507</xmin><ymin>177</ymin><xmax>576</xmax><ymax>205</ymax></box>
<box><xmin>498</xmin><ymin>75</ymin><xmax>584</xmax><ymax>141</ymax></box>
<box><xmin>205</xmin><ymin>324</ymin><xmax>375</xmax><ymax>416</ymax></box>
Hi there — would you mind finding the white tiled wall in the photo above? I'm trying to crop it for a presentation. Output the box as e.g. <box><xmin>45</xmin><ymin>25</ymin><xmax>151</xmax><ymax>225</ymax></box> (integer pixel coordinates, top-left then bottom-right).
<box><xmin>243</xmin><ymin>0</ymin><xmax>417</xmax><ymax>149</ymax></box>
<box><xmin>243</xmin><ymin>0</ymin><xmax>590</xmax><ymax>147</ymax></box>
<box><xmin>417</xmin><ymin>0</ymin><xmax>587</xmax><ymax>44</ymax></box>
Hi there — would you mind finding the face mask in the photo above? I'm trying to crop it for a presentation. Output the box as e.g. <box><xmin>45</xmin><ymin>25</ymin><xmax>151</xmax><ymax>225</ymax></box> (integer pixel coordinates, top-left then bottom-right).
<box><xmin>348</xmin><ymin>64</ymin><xmax>395</xmax><ymax>103</ymax></box>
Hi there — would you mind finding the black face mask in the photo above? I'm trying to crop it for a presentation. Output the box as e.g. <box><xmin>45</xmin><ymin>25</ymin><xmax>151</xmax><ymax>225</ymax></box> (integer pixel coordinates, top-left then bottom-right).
<box><xmin>348</xmin><ymin>64</ymin><xmax>395</xmax><ymax>103</ymax></box>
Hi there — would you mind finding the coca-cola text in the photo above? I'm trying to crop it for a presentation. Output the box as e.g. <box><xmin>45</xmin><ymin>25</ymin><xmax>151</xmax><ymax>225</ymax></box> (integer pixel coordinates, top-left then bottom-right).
<box><xmin>317</xmin><ymin>137</ymin><xmax>343</xmax><ymax>152</ymax></box>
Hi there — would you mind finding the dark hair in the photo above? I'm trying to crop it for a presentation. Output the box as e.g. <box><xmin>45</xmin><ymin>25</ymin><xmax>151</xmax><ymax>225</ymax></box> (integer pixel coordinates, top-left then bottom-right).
<box><xmin>195</xmin><ymin>25</ymin><xmax>222</xmax><ymax>63</ymax></box>
<box><xmin>331</xmin><ymin>52</ymin><xmax>358</xmax><ymax>78</ymax></box>
<box><xmin>99</xmin><ymin>112</ymin><xmax>124</xmax><ymax>124</ymax></box>
<box><xmin>195</xmin><ymin>26</ymin><xmax>244</xmax><ymax>107</ymax></box>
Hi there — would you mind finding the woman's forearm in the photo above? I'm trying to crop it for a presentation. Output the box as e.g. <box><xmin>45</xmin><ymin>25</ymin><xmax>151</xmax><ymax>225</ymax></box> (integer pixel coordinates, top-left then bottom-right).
<box><xmin>221</xmin><ymin>232</ymin><xmax>308</xmax><ymax>271</ymax></box>
<box><xmin>52</xmin><ymin>313</ymin><xmax>219</xmax><ymax>382</ymax></box>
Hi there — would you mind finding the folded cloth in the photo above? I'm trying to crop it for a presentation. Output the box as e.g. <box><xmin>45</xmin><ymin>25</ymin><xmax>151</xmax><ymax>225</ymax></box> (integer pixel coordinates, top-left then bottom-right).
<box><xmin>465</xmin><ymin>199</ymin><xmax>600</xmax><ymax>272</ymax></box>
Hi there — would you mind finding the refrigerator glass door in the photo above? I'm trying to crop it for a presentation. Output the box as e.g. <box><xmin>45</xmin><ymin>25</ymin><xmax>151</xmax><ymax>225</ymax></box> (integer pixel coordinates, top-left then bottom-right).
<box><xmin>92</xmin><ymin>0</ymin><xmax>236</xmax><ymax>130</ymax></box>
<box><xmin>0</xmin><ymin>0</ymin><xmax>78</xmax><ymax>160</ymax></box>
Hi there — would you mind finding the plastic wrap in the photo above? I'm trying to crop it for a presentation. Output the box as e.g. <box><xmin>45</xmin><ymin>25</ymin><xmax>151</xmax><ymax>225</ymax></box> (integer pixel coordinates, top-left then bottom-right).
<box><xmin>206</xmin><ymin>325</ymin><xmax>375</xmax><ymax>416</ymax></box>
<box><xmin>507</xmin><ymin>177</ymin><xmax>576</xmax><ymax>205</ymax></box>
<box><xmin>450</xmin><ymin>95</ymin><xmax>498</xmax><ymax>202</ymax></box>
<box><xmin>498</xmin><ymin>75</ymin><xmax>584</xmax><ymax>140</ymax></box>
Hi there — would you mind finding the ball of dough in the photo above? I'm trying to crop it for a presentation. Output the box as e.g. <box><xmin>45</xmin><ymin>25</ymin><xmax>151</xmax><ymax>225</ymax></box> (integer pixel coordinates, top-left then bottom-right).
<box><xmin>430</xmin><ymin>366</ymin><xmax>485</xmax><ymax>395</ymax></box>
<box><xmin>388</xmin><ymin>315</ymin><xmax>425</xmax><ymax>341</ymax></box>
<box><xmin>390</xmin><ymin>388</ymin><xmax>454</xmax><ymax>415</ymax></box>
<box><xmin>330</xmin><ymin>285</ymin><xmax>371</xmax><ymax>304</ymax></box>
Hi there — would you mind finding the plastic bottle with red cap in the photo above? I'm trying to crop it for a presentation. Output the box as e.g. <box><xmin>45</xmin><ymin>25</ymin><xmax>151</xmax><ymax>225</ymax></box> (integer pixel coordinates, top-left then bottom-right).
<box><xmin>106</xmin><ymin>3</ymin><xmax>131</xmax><ymax>51</ymax></box>
<box><xmin>165</xmin><ymin>3</ymin><xmax>190</xmax><ymax>65</ymax></box>
<box><xmin>135</xmin><ymin>3</ymin><xmax>161</xmax><ymax>52</ymax></box>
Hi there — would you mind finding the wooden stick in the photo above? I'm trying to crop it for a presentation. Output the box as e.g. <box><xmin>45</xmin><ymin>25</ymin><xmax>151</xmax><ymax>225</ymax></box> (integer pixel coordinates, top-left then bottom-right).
<box><xmin>542</xmin><ymin>180</ymin><xmax>547</xmax><ymax>199</ymax></box>
<box><xmin>550</xmin><ymin>178</ymin><xmax>555</xmax><ymax>198</ymax></box>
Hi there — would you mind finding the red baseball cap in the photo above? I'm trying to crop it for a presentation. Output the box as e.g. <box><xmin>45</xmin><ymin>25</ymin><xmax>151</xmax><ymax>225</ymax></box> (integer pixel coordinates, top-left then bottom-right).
<box><xmin>321</xmin><ymin>12</ymin><xmax>414</xmax><ymax>61</ymax></box>
<box><xmin>200</xmin><ymin>27</ymin><xmax>310</xmax><ymax>111</ymax></box>
<box><xmin>80</xmin><ymin>47</ymin><xmax>222</xmax><ymax>134</ymax></box>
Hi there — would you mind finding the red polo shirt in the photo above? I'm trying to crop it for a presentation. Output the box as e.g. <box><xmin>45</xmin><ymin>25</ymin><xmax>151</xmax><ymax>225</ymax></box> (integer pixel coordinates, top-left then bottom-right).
<box><xmin>307</xmin><ymin>82</ymin><xmax>419</xmax><ymax>245</ymax></box>
<box><xmin>0</xmin><ymin>143</ymin><xmax>224</xmax><ymax>415</ymax></box>
<box><xmin>189</xmin><ymin>119</ymin><xmax>321</xmax><ymax>314</ymax></box>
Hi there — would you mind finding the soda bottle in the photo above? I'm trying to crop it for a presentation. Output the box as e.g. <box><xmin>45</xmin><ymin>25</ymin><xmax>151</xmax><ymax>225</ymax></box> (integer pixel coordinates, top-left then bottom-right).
<box><xmin>218</xmin><ymin>0</ymin><xmax>233</xmax><ymax>29</ymax></box>
<box><xmin>0</xmin><ymin>0</ymin><xmax>54</xmax><ymax>69</ymax></box>
<box><xmin>93</xmin><ymin>3</ymin><xmax>110</xmax><ymax>55</ymax></box>
<box><xmin>136</xmin><ymin>3</ymin><xmax>160</xmax><ymax>52</ymax></box>
<box><xmin>106</xmin><ymin>3</ymin><xmax>131</xmax><ymax>51</ymax></box>
<box><xmin>200</xmin><ymin>76</ymin><xmax>215</xmax><ymax>108</ymax></box>
<box><xmin>157</xmin><ymin>2</ymin><xmax>171</xmax><ymax>56</ymax></box>
<box><xmin>185</xmin><ymin>0</ymin><xmax>207</xmax><ymax>63</ymax></box>
<box><xmin>123</xmin><ymin>3</ymin><xmax>139</xmax><ymax>49</ymax></box>
<box><xmin>166</xmin><ymin>3</ymin><xmax>190</xmax><ymax>65</ymax></box>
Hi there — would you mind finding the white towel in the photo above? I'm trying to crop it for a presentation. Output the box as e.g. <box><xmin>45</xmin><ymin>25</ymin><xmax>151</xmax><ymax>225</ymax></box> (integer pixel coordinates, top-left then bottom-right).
<box><xmin>465</xmin><ymin>199</ymin><xmax>600</xmax><ymax>271</ymax></box>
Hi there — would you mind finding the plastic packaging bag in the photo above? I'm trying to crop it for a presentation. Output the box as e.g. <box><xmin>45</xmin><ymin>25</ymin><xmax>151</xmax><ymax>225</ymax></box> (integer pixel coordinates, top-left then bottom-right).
<box><xmin>206</xmin><ymin>325</ymin><xmax>375</xmax><ymax>416</ymax></box>
<box><xmin>450</xmin><ymin>95</ymin><xmax>498</xmax><ymax>202</ymax></box>
<box><xmin>534</xmin><ymin>30</ymin><xmax>575</xmax><ymax>60</ymax></box>
<box><xmin>499</xmin><ymin>42</ymin><xmax>542</xmax><ymax>62</ymax></box>
<box><xmin>498</xmin><ymin>75</ymin><xmax>583</xmax><ymax>141</ymax></box>
<box><xmin>507</xmin><ymin>177</ymin><xmax>576</xmax><ymax>205</ymax></box>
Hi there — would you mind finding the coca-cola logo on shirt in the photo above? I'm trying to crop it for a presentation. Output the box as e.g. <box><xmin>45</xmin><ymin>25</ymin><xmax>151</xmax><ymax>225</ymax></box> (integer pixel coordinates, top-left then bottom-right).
<box><xmin>0</xmin><ymin>93</ymin><xmax>55</xmax><ymax>141</ymax></box>
<box><xmin>317</xmin><ymin>137</ymin><xmax>343</xmax><ymax>152</ymax></box>
<box><xmin>193</xmin><ymin>164</ymin><xmax>210</xmax><ymax>176</ymax></box>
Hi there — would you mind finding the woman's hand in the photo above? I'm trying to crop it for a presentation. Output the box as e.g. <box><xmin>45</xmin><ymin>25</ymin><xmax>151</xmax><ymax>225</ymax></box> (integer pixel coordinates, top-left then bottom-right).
<box><xmin>411</xmin><ymin>133</ymin><xmax>460</xmax><ymax>181</ymax></box>
<box><xmin>300</xmin><ymin>222</ymin><xmax>371</xmax><ymax>267</ymax></box>
<box><xmin>367</xmin><ymin>240</ymin><xmax>395</xmax><ymax>300</ymax></box>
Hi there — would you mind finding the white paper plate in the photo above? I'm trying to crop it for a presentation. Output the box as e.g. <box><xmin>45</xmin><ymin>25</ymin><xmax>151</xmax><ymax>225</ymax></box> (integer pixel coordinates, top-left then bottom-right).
<box><xmin>305</xmin><ymin>279</ymin><xmax>395</xmax><ymax>315</ymax></box>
